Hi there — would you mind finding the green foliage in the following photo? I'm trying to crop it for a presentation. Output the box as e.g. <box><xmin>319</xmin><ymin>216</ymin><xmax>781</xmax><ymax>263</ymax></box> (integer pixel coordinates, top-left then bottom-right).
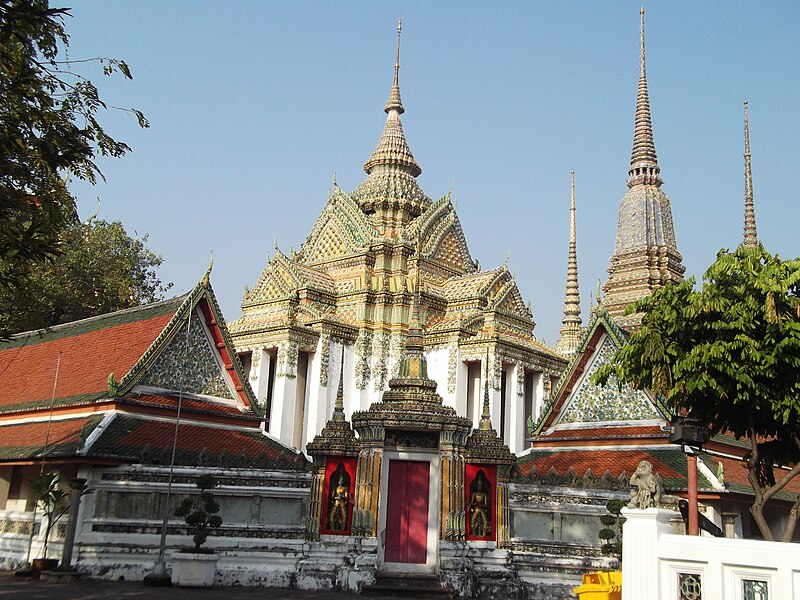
<box><xmin>175</xmin><ymin>475</ymin><xmax>222</xmax><ymax>552</ymax></box>
<box><xmin>0</xmin><ymin>0</ymin><xmax>148</xmax><ymax>292</ymax></box>
<box><xmin>0</xmin><ymin>217</ymin><xmax>171</xmax><ymax>334</ymax></box>
<box><xmin>593</xmin><ymin>244</ymin><xmax>800</xmax><ymax>541</ymax></box>
<box><xmin>599</xmin><ymin>498</ymin><xmax>626</xmax><ymax>559</ymax></box>
<box><xmin>29</xmin><ymin>471</ymin><xmax>68</xmax><ymax>558</ymax></box>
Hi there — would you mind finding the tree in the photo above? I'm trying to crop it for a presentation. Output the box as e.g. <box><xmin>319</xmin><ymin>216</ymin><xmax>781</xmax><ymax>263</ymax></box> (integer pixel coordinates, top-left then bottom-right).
<box><xmin>0</xmin><ymin>0</ymin><xmax>148</xmax><ymax>290</ymax></box>
<box><xmin>0</xmin><ymin>217</ymin><xmax>171</xmax><ymax>334</ymax></box>
<box><xmin>593</xmin><ymin>244</ymin><xmax>800</xmax><ymax>541</ymax></box>
<box><xmin>29</xmin><ymin>471</ymin><xmax>68</xmax><ymax>559</ymax></box>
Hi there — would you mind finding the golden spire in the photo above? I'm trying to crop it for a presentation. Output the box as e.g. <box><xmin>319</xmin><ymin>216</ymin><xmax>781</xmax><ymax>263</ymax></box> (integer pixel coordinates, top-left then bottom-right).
<box><xmin>362</xmin><ymin>18</ymin><xmax>421</xmax><ymax>178</ymax></box>
<box><xmin>556</xmin><ymin>171</ymin><xmax>582</xmax><ymax>354</ymax></box>
<box><xmin>627</xmin><ymin>7</ymin><xmax>662</xmax><ymax>188</ymax></box>
<box><xmin>743</xmin><ymin>100</ymin><xmax>758</xmax><ymax>248</ymax></box>
<box><xmin>332</xmin><ymin>349</ymin><xmax>345</xmax><ymax>421</ymax></box>
<box><xmin>479</xmin><ymin>350</ymin><xmax>493</xmax><ymax>431</ymax></box>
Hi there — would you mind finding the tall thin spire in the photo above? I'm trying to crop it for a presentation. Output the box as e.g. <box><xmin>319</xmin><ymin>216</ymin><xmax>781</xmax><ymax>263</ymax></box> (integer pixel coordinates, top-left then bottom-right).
<box><xmin>602</xmin><ymin>8</ymin><xmax>684</xmax><ymax>330</ymax></box>
<box><xmin>363</xmin><ymin>18</ymin><xmax>420</xmax><ymax>178</ymax></box>
<box><xmin>351</xmin><ymin>19</ymin><xmax>430</xmax><ymax>234</ymax></box>
<box><xmin>385</xmin><ymin>17</ymin><xmax>404</xmax><ymax>115</ymax></box>
<box><xmin>332</xmin><ymin>349</ymin><xmax>345</xmax><ymax>420</ymax></box>
<box><xmin>556</xmin><ymin>171</ymin><xmax>582</xmax><ymax>355</ymax></box>
<box><xmin>479</xmin><ymin>351</ymin><xmax>493</xmax><ymax>431</ymax></box>
<box><xmin>743</xmin><ymin>100</ymin><xmax>758</xmax><ymax>248</ymax></box>
<box><xmin>627</xmin><ymin>7</ymin><xmax>662</xmax><ymax>188</ymax></box>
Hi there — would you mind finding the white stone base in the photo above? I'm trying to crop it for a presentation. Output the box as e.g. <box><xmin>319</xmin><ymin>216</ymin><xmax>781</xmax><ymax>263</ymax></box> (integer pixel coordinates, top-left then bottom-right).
<box><xmin>170</xmin><ymin>552</ymin><xmax>219</xmax><ymax>587</ymax></box>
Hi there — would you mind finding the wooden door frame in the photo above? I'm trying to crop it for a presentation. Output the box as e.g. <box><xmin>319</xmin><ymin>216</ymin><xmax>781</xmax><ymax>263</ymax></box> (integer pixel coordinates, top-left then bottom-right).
<box><xmin>377</xmin><ymin>449</ymin><xmax>440</xmax><ymax>574</ymax></box>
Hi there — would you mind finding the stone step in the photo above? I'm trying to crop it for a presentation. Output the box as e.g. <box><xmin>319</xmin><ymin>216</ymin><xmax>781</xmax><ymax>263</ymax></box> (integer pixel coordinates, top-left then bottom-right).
<box><xmin>363</xmin><ymin>574</ymin><xmax>454</xmax><ymax>599</ymax></box>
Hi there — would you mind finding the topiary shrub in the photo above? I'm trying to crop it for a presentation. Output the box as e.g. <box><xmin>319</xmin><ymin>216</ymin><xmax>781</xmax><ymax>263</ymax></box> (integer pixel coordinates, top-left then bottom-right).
<box><xmin>175</xmin><ymin>474</ymin><xmax>222</xmax><ymax>552</ymax></box>
<box><xmin>599</xmin><ymin>498</ymin><xmax>626</xmax><ymax>559</ymax></box>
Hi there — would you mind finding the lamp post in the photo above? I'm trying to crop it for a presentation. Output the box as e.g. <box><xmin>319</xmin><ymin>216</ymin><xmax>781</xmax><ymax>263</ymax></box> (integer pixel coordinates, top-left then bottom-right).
<box><xmin>669</xmin><ymin>417</ymin><xmax>709</xmax><ymax>536</ymax></box>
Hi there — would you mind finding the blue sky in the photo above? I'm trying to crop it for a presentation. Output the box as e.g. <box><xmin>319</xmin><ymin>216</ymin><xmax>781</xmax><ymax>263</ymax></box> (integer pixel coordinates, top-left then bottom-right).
<box><xmin>64</xmin><ymin>1</ymin><xmax>800</xmax><ymax>345</ymax></box>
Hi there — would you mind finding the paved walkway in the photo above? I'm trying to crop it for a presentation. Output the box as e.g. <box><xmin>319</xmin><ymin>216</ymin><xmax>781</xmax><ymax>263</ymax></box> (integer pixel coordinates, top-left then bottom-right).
<box><xmin>0</xmin><ymin>571</ymin><xmax>404</xmax><ymax>600</ymax></box>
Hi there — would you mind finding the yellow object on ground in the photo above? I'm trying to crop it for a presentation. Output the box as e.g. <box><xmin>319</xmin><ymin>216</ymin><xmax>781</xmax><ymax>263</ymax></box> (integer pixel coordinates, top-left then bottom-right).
<box><xmin>573</xmin><ymin>570</ymin><xmax>622</xmax><ymax>600</ymax></box>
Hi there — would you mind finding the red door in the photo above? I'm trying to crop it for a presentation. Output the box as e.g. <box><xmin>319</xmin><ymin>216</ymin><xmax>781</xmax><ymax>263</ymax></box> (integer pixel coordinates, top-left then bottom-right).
<box><xmin>384</xmin><ymin>460</ymin><xmax>430</xmax><ymax>564</ymax></box>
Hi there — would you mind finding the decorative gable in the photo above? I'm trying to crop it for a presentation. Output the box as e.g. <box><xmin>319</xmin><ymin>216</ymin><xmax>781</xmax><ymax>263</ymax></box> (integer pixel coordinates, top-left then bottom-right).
<box><xmin>297</xmin><ymin>189</ymin><xmax>377</xmax><ymax>265</ymax></box>
<box><xmin>490</xmin><ymin>279</ymin><xmax>530</xmax><ymax>318</ymax></box>
<box><xmin>138</xmin><ymin>310</ymin><xmax>235</xmax><ymax>400</ymax></box>
<box><xmin>556</xmin><ymin>333</ymin><xmax>660</xmax><ymax>425</ymax></box>
<box><xmin>244</xmin><ymin>252</ymin><xmax>301</xmax><ymax>305</ymax></box>
<box><xmin>406</xmin><ymin>196</ymin><xmax>475</xmax><ymax>274</ymax></box>
<box><xmin>302</xmin><ymin>217</ymin><xmax>354</xmax><ymax>263</ymax></box>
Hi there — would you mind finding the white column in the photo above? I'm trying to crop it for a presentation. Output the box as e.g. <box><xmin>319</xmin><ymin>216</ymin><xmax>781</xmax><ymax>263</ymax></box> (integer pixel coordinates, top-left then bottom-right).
<box><xmin>454</xmin><ymin>353</ymin><xmax>469</xmax><ymax>419</ymax></box>
<box><xmin>532</xmin><ymin>371</ymin><xmax>545</xmax><ymax>421</ymax></box>
<box><xmin>268</xmin><ymin>342</ymin><xmax>300</xmax><ymax>448</ymax></box>
<box><xmin>621</xmin><ymin>507</ymin><xmax>676</xmax><ymax>600</ymax></box>
<box><xmin>508</xmin><ymin>363</ymin><xmax>526</xmax><ymax>454</ymax></box>
<box><xmin>249</xmin><ymin>348</ymin><xmax>271</xmax><ymax>410</ymax></box>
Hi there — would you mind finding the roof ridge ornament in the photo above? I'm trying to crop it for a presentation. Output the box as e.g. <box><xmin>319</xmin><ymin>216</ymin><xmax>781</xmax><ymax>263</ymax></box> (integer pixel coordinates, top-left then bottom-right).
<box><xmin>743</xmin><ymin>100</ymin><xmax>758</xmax><ymax>248</ymax></box>
<box><xmin>627</xmin><ymin>7</ymin><xmax>662</xmax><ymax>188</ymax></box>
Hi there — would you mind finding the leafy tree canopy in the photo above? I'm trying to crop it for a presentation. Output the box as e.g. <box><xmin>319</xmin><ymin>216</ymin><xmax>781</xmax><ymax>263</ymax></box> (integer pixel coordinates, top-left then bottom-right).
<box><xmin>0</xmin><ymin>217</ymin><xmax>172</xmax><ymax>334</ymax></box>
<box><xmin>0</xmin><ymin>0</ymin><xmax>148</xmax><ymax>290</ymax></box>
<box><xmin>593</xmin><ymin>244</ymin><xmax>800</xmax><ymax>541</ymax></box>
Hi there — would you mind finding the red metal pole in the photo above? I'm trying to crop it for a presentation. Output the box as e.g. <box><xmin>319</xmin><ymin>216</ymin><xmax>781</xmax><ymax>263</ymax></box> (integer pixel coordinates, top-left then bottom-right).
<box><xmin>687</xmin><ymin>453</ymin><xmax>699</xmax><ymax>536</ymax></box>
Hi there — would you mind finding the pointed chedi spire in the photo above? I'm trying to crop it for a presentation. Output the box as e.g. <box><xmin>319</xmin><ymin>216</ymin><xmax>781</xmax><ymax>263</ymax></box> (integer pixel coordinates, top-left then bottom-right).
<box><xmin>556</xmin><ymin>171</ymin><xmax>582</xmax><ymax>355</ymax></box>
<box><xmin>385</xmin><ymin>17</ymin><xmax>404</xmax><ymax>115</ymax></box>
<box><xmin>602</xmin><ymin>8</ymin><xmax>685</xmax><ymax>330</ymax></box>
<box><xmin>331</xmin><ymin>349</ymin><xmax>346</xmax><ymax>421</ymax></box>
<box><xmin>479</xmin><ymin>351</ymin><xmax>493</xmax><ymax>431</ymax></box>
<box><xmin>628</xmin><ymin>7</ymin><xmax>662</xmax><ymax>188</ymax></box>
<box><xmin>362</xmin><ymin>17</ymin><xmax>420</xmax><ymax>180</ymax></box>
<box><xmin>743</xmin><ymin>100</ymin><xmax>758</xmax><ymax>248</ymax></box>
<box><xmin>351</xmin><ymin>18</ymin><xmax>431</xmax><ymax>235</ymax></box>
<box><xmin>305</xmin><ymin>347</ymin><xmax>358</xmax><ymax>456</ymax></box>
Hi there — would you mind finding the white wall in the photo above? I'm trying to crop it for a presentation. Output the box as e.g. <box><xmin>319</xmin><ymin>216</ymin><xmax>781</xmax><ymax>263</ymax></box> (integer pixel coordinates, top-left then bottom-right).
<box><xmin>621</xmin><ymin>507</ymin><xmax>800</xmax><ymax>600</ymax></box>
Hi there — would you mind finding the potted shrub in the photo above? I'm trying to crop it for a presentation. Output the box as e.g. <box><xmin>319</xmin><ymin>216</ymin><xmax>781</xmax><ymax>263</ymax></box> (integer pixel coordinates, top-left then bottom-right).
<box><xmin>170</xmin><ymin>474</ymin><xmax>223</xmax><ymax>587</ymax></box>
<box><xmin>29</xmin><ymin>472</ymin><xmax>69</xmax><ymax>578</ymax></box>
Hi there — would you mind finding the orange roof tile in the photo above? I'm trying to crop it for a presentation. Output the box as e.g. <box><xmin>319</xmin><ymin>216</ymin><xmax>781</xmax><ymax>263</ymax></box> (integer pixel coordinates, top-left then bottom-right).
<box><xmin>0</xmin><ymin>300</ymin><xmax>180</xmax><ymax>409</ymax></box>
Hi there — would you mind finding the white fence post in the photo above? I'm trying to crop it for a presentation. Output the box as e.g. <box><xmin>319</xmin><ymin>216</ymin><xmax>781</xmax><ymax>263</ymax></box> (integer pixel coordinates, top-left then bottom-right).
<box><xmin>621</xmin><ymin>507</ymin><xmax>677</xmax><ymax>600</ymax></box>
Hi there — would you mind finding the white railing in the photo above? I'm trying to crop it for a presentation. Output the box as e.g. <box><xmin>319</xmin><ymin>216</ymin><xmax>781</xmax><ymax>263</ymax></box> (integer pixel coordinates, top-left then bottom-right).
<box><xmin>621</xmin><ymin>507</ymin><xmax>800</xmax><ymax>600</ymax></box>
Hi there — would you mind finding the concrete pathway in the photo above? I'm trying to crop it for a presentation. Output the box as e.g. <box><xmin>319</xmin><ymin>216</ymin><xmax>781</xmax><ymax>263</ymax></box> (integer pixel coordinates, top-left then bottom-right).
<box><xmin>0</xmin><ymin>571</ymin><xmax>406</xmax><ymax>600</ymax></box>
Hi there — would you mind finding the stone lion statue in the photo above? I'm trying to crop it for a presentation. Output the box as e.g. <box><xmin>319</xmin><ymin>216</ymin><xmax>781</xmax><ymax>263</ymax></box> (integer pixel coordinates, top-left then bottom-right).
<box><xmin>629</xmin><ymin>460</ymin><xmax>665</xmax><ymax>509</ymax></box>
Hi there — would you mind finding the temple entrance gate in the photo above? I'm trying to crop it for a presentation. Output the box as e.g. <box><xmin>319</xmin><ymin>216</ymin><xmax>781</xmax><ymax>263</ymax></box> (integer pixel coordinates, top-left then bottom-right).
<box><xmin>385</xmin><ymin>459</ymin><xmax>430</xmax><ymax>564</ymax></box>
<box><xmin>378</xmin><ymin>452</ymin><xmax>439</xmax><ymax>573</ymax></box>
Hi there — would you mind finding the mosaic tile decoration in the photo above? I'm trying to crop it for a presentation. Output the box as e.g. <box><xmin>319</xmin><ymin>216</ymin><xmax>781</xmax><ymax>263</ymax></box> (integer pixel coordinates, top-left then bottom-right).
<box><xmin>140</xmin><ymin>311</ymin><xmax>234</xmax><ymax>400</ymax></box>
<box><xmin>559</xmin><ymin>335</ymin><xmax>659</xmax><ymax>424</ymax></box>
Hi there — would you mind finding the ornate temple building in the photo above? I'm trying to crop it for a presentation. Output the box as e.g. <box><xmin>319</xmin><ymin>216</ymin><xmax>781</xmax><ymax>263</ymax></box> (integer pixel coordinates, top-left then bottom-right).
<box><xmin>2</xmin><ymin>10</ymin><xmax>796</xmax><ymax>600</ymax></box>
<box><xmin>229</xmin><ymin>20</ymin><xmax>565</xmax><ymax>455</ymax></box>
